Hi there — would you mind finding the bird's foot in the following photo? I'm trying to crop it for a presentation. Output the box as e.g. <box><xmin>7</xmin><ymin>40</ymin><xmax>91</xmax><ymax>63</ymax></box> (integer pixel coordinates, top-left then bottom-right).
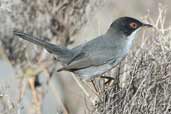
<box><xmin>101</xmin><ymin>76</ymin><xmax>115</xmax><ymax>85</ymax></box>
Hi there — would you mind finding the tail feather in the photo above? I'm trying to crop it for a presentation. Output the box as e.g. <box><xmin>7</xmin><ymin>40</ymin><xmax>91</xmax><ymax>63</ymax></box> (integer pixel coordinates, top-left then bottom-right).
<box><xmin>13</xmin><ymin>31</ymin><xmax>73</xmax><ymax>62</ymax></box>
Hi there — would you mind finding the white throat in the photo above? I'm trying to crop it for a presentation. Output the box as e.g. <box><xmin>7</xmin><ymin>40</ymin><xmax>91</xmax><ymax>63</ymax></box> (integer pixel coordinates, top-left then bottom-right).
<box><xmin>125</xmin><ymin>28</ymin><xmax>140</xmax><ymax>51</ymax></box>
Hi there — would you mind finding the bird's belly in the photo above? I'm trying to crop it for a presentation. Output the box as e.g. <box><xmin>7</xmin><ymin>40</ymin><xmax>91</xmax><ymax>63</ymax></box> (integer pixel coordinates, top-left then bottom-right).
<box><xmin>74</xmin><ymin>56</ymin><xmax>124</xmax><ymax>80</ymax></box>
<box><xmin>74</xmin><ymin>64</ymin><xmax>113</xmax><ymax>80</ymax></box>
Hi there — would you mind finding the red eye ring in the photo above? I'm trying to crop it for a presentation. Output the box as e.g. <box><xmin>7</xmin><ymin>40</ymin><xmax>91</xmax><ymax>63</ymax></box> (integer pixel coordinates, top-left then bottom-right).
<box><xmin>129</xmin><ymin>22</ymin><xmax>138</xmax><ymax>29</ymax></box>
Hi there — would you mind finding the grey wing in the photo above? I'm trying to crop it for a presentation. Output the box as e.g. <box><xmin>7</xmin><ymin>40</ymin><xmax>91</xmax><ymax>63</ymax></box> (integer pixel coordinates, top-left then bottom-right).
<box><xmin>58</xmin><ymin>34</ymin><xmax>122</xmax><ymax>71</ymax></box>
<box><xmin>59</xmin><ymin>45</ymin><xmax>117</xmax><ymax>71</ymax></box>
<box><xmin>59</xmin><ymin>54</ymin><xmax>113</xmax><ymax>71</ymax></box>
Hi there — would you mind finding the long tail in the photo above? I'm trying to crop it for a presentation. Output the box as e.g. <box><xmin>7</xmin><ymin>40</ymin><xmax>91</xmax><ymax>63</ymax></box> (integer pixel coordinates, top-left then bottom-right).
<box><xmin>13</xmin><ymin>31</ymin><xmax>73</xmax><ymax>62</ymax></box>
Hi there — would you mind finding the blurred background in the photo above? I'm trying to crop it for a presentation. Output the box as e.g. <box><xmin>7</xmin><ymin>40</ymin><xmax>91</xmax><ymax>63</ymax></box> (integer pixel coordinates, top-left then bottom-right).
<box><xmin>0</xmin><ymin>0</ymin><xmax>171</xmax><ymax>114</ymax></box>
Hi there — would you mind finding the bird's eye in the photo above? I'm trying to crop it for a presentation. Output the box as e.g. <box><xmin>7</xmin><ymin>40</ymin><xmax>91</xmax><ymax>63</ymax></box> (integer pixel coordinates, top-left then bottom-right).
<box><xmin>129</xmin><ymin>22</ymin><xmax>138</xmax><ymax>29</ymax></box>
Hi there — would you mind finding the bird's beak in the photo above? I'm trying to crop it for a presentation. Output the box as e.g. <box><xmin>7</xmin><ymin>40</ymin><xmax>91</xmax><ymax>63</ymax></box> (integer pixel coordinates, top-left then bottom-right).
<box><xmin>142</xmin><ymin>23</ymin><xmax>153</xmax><ymax>28</ymax></box>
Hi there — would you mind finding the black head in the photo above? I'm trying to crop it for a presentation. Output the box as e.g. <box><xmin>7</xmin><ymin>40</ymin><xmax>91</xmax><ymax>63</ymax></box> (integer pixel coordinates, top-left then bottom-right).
<box><xmin>109</xmin><ymin>17</ymin><xmax>152</xmax><ymax>36</ymax></box>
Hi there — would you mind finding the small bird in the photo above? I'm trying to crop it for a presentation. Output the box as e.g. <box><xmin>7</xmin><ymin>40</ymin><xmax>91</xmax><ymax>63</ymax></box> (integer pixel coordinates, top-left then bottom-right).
<box><xmin>14</xmin><ymin>17</ymin><xmax>152</xmax><ymax>80</ymax></box>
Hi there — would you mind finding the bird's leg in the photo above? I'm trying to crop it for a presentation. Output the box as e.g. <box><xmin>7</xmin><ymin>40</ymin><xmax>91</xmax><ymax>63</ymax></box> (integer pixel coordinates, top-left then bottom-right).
<box><xmin>71</xmin><ymin>73</ymin><xmax>99</xmax><ymax>105</ymax></box>
<box><xmin>90</xmin><ymin>80</ymin><xmax>99</xmax><ymax>93</ymax></box>
<box><xmin>71</xmin><ymin>74</ymin><xmax>90</xmax><ymax>97</ymax></box>
<box><xmin>83</xmin><ymin>80</ymin><xmax>101</xmax><ymax>96</ymax></box>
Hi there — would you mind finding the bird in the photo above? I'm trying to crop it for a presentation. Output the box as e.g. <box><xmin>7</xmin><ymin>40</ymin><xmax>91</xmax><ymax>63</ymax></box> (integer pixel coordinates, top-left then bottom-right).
<box><xmin>14</xmin><ymin>17</ymin><xmax>152</xmax><ymax>80</ymax></box>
